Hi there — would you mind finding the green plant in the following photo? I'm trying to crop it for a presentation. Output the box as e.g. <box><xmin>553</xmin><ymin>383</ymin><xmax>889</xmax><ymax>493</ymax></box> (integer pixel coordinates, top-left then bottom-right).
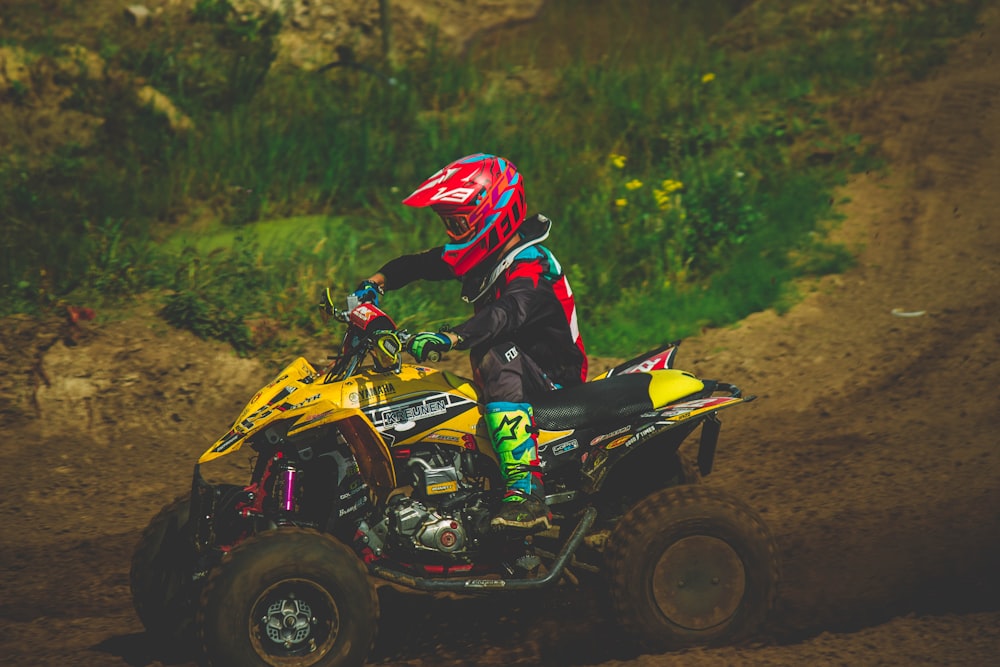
<box><xmin>1</xmin><ymin>0</ymin><xmax>986</xmax><ymax>356</ymax></box>
<box><xmin>192</xmin><ymin>0</ymin><xmax>232</xmax><ymax>24</ymax></box>
<box><xmin>161</xmin><ymin>289</ymin><xmax>252</xmax><ymax>351</ymax></box>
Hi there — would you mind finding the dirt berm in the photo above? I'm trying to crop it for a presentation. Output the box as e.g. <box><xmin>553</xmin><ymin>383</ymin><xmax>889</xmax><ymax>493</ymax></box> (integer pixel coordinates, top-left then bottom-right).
<box><xmin>1</xmin><ymin>6</ymin><xmax>999</xmax><ymax>667</ymax></box>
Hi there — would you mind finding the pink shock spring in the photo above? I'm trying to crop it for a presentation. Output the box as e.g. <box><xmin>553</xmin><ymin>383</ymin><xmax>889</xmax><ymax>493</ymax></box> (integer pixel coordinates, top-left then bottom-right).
<box><xmin>281</xmin><ymin>466</ymin><xmax>297</xmax><ymax>512</ymax></box>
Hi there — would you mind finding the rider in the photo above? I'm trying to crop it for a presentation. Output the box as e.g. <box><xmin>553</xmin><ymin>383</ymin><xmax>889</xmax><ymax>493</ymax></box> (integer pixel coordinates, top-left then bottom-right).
<box><xmin>352</xmin><ymin>153</ymin><xmax>587</xmax><ymax>533</ymax></box>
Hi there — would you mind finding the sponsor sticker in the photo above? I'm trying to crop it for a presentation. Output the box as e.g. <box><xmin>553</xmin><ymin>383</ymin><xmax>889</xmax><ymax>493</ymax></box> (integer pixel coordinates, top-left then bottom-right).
<box><xmin>657</xmin><ymin>397</ymin><xmax>736</xmax><ymax>421</ymax></box>
<box><xmin>287</xmin><ymin>393</ymin><xmax>320</xmax><ymax>410</ymax></box>
<box><xmin>591</xmin><ymin>426</ymin><xmax>631</xmax><ymax>446</ymax></box>
<box><xmin>552</xmin><ymin>440</ymin><xmax>579</xmax><ymax>456</ymax></box>
<box><xmin>351</xmin><ymin>383</ymin><xmax>396</xmax><ymax>403</ymax></box>
<box><xmin>364</xmin><ymin>393</ymin><xmax>475</xmax><ymax>433</ymax></box>
<box><xmin>622</xmin><ymin>424</ymin><xmax>657</xmax><ymax>448</ymax></box>
<box><xmin>427</xmin><ymin>432</ymin><xmax>462</xmax><ymax>443</ymax></box>
<box><xmin>619</xmin><ymin>347</ymin><xmax>676</xmax><ymax>374</ymax></box>
<box><xmin>465</xmin><ymin>579</ymin><xmax>507</xmax><ymax>588</ymax></box>
<box><xmin>380</xmin><ymin>399</ymin><xmax>447</xmax><ymax>425</ymax></box>
<box><xmin>298</xmin><ymin>409</ymin><xmax>334</xmax><ymax>426</ymax></box>
<box><xmin>606</xmin><ymin>435</ymin><xmax>632</xmax><ymax>450</ymax></box>
<box><xmin>339</xmin><ymin>479</ymin><xmax>366</xmax><ymax>501</ymax></box>
<box><xmin>338</xmin><ymin>496</ymin><xmax>368</xmax><ymax>517</ymax></box>
<box><xmin>427</xmin><ymin>481</ymin><xmax>459</xmax><ymax>495</ymax></box>
<box><xmin>350</xmin><ymin>304</ymin><xmax>378</xmax><ymax>324</ymax></box>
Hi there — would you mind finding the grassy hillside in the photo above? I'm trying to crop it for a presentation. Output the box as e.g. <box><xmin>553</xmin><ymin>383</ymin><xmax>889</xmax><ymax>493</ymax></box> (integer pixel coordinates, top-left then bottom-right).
<box><xmin>0</xmin><ymin>0</ymin><xmax>985</xmax><ymax>355</ymax></box>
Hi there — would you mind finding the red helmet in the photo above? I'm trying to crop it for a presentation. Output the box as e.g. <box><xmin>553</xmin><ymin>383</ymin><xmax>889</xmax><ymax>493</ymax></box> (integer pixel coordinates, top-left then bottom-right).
<box><xmin>402</xmin><ymin>153</ymin><xmax>526</xmax><ymax>277</ymax></box>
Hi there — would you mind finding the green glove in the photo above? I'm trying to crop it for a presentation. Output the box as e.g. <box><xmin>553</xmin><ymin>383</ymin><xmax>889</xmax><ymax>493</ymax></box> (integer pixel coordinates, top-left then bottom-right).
<box><xmin>408</xmin><ymin>331</ymin><xmax>453</xmax><ymax>363</ymax></box>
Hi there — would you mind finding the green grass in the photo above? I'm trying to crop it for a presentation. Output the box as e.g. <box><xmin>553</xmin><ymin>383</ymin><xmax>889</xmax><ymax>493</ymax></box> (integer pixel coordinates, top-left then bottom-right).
<box><xmin>0</xmin><ymin>0</ymin><xmax>985</xmax><ymax>356</ymax></box>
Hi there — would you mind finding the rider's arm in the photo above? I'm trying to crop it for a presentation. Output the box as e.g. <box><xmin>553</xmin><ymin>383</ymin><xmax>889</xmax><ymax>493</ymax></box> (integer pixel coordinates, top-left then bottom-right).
<box><xmin>450</xmin><ymin>262</ymin><xmax>549</xmax><ymax>350</ymax></box>
<box><xmin>371</xmin><ymin>247</ymin><xmax>454</xmax><ymax>291</ymax></box>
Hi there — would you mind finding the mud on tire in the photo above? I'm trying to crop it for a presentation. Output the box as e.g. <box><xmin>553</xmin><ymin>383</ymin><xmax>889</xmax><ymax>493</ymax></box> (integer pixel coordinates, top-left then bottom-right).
<box><xmin>129</xmin><ymin>495</ymin><xmax>199</xmax><ymax>647</ymax></box>
<box><xmin>197</xmin><ymin>528</ymin><xmax>378</xmax><ymax>667</ymax></box>
<box><xmin>605</xmin><ymin>485</ymin><xmax>779</xmax><ymax>651</ymax></box>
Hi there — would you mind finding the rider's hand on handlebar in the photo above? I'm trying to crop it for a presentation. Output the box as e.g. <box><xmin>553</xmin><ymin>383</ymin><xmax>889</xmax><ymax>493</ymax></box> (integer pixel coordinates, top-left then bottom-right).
<box><xmin>352</xmin><ymin>280</ymin><xmax>384</xmax><ymax>307</ymax></box>
<box><xmin>407</xmin><ymin>331</ymin><xmax>454</xmax><ymax>363</ymax></box>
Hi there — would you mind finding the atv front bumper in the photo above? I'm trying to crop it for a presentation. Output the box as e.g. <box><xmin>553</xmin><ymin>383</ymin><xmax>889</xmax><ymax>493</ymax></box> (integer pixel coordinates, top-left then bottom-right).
<box><xmin>190</xmin><ymin>464</ymin><xmax>221</xmax><ymax>555</ymax></box>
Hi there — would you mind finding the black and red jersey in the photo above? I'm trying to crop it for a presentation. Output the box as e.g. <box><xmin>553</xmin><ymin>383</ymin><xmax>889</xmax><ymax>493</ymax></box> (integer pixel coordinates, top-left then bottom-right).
<box><xmin>377</xmin><ymin>214</ymin><xmax>588</xmax><ymax>387</ymax></box>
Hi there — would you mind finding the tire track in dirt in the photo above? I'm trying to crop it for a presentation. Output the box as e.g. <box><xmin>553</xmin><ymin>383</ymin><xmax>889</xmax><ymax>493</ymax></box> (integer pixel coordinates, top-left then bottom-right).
<box><xmin>918</xmin><ymin>79</ymin><xmax>998</xmax><ymax>189</ymax></box>
<box><xmin>662</xmin><ymin>6</ymin><xmax>1000</xmax><ymax>660</ymax></box>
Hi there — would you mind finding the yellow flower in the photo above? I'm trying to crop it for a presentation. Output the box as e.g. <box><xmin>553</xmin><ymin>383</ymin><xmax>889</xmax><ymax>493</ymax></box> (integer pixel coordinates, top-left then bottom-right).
<box><xmin>609</xmin><ymin>153</ymin><xmax>627</xmax><ymax>169</ymax></box>
<box><xmin>625</xmin><ymin>179</ymin><xmax>643</xmax><ymax>190</ymax></box>
<box><xmin>653</xmin><ymin>178</ymin><xmax>683</xmax><ymax>211</ymax></box>
<box><xmin>615</xmin><ymin>198</ymin><xmax>628</xmax><ymax>207</ymax></box>
<box><xmin>701</xmin><ymin>72</ymin><xmax>716</xmax><ymax>84</ymax></box>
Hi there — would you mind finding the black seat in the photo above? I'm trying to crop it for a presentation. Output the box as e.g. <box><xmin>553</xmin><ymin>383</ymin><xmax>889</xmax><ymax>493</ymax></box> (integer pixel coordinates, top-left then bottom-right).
<box><xmin>532</xmin><ymin>374</ymin><xmax>657</xmax><ymax>431</ymax></box>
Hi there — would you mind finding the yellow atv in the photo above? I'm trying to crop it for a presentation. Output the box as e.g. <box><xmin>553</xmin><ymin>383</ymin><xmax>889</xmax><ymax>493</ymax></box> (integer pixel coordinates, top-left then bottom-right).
<box><xmin>131</xmin><ymin>301</ymin><xmax>779</xmax><ymax>667</ymax></box>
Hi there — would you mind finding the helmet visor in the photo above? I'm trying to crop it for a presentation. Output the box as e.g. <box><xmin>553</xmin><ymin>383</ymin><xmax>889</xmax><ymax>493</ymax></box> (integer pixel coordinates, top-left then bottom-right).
<box><xmin>442</xmin><ymin>215</ymin><xmax>474</xmax><ymax>243</ymax></box>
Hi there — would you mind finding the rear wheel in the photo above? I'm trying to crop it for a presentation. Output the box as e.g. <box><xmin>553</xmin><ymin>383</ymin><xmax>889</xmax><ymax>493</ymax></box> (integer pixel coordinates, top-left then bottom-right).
<box><xmin>605</xmin><ymin>486</ymin><xmax>779</xmax><ymax>651</ymax></box>
<box><xmin>198</xmin><ymin>528</ymin><xmax>378</xmax><ymax>667</ymax></box>
<box><xmin>129</xmin><ymin>495</ymin><xmax>198</xmax><ymax>646</ymax></box>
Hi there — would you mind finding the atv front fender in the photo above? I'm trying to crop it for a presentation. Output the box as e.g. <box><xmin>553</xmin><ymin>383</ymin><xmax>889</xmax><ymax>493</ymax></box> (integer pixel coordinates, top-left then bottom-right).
<box><xmin>190</xmin><ymin>405</ymin><xmax>396</xmax><ymax>555</ymax></box>
<box><xmin>285</xmin><ymin>407</ymin><xmax>396</xmax><ymax>506</ymax></box>
<box><xmin>200</xmin><ymin>399</ymin><xmax>395</xmax><ymax>502</ymax></box>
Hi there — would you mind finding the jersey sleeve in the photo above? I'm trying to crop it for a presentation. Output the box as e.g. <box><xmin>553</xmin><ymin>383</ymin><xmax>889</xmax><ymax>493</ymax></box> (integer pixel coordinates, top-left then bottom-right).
<box><xmin>377</xmin><ymin>247</ymin><xmax>455</xmax><ymax>290</ymax></box>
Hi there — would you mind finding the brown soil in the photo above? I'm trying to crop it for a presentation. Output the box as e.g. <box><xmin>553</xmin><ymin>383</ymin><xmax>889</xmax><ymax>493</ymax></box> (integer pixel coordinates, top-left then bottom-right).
<box><xmin>2</xmin><ymin>5</ymin><xmax>1000</xmax><ymax>667</ymax></box>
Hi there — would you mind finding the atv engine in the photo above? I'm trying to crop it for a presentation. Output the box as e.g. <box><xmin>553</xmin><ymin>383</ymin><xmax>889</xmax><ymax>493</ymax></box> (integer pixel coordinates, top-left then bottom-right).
<box><xmin>381</xmin><ymin>445</ymin><xmax>492</xmax><ymax>557</ymax></box>
<box><xmin>388</xmin><ymin>496</ymin><xmax>468</xmax><ymax>553</ymax></box>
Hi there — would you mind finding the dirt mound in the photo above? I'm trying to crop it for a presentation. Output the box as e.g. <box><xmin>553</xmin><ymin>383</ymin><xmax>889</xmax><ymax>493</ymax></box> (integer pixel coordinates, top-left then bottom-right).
<box><xmin>2</xmin><ymin>3</ymin><xmax>1000</xmax><ymax>667</ymax></box>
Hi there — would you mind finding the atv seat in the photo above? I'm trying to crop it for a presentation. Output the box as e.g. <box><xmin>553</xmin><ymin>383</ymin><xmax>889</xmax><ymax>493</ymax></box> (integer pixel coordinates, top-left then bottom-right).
<box><xmin>532</xmin><ymin>369</ymin><xmax>704</xmax><ymax>431</ymax></box>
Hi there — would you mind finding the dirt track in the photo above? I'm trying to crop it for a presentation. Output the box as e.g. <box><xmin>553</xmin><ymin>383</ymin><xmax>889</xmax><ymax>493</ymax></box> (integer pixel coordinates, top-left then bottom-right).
<box><xmin>2</xmin><ymin>5</ymin><xmax>1000</xmax><ymax>667</ymax></box>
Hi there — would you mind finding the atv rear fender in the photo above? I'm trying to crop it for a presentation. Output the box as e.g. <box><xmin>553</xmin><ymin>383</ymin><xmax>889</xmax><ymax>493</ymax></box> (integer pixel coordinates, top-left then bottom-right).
<box><xmin>580</xmin><ymin>382</ymin><xmax>752</xmax><ymax>494</ymax></box>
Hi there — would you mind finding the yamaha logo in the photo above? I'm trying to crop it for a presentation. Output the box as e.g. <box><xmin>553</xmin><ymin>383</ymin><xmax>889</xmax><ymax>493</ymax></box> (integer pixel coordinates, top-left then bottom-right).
<box><xmin>351</xmin><ymin>384</ymin><xmax>396</xmax><ymax>403</ymax></box>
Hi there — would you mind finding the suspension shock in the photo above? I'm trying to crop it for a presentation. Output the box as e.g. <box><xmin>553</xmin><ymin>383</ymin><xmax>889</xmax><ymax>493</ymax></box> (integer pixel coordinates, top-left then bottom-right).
<box><xmin>274</xmin><ymin>460</ymin><xmax>299</xmax><ymax>522</ymax></box>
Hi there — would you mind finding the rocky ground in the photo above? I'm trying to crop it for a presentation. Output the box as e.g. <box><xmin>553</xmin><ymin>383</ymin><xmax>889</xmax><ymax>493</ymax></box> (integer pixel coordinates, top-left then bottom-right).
<box><xmin>2</xmin><ymin>2</ymin><xmax>1000</xmax><ymax>666</ymax></box>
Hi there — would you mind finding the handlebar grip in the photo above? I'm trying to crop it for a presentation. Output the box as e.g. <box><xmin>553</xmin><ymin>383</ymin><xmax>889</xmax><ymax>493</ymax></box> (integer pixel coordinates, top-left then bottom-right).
<box><xmin>426</xmin><ymin>351</ymin><xmax>441</xmax><ymax>363</ymax></box>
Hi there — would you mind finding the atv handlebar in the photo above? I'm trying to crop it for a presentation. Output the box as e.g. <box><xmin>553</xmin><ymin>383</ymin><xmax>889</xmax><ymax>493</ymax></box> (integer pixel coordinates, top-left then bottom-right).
<box><xmin>322</xmin><ymin>304</ymin><xmax>441</xmax><ymax>368</ymax></box>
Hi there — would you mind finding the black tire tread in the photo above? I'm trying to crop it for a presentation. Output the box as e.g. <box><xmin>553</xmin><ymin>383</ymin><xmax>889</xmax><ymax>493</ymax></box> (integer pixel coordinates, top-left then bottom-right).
<box><xmin>129</xmin><ymin>494</ymin><xmax>193</xmax><ymax>636</ymax></box>
<box><xmin>197</xmin><ymin>527</ymin><xmax>378</xmax><ymax>667</ymax></box>
<box><xmin>605</xmin><ymin>485</ymin><xmax>779</xmax><ymax>650</ymax></box>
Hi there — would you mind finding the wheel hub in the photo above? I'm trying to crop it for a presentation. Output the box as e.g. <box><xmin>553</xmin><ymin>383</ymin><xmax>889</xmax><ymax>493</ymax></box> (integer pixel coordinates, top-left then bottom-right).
<box><xmin>251</xmin><ymin>579</ymin><xmax>340</xmax><ymax>659</ymax></box>
<box><xmin>264</xmin><ymin>596</ymin><xmax>313</xmax><ymax>646</ymax></box>
<box><xmin>652</xmin><ymin>535</ymin><xmax>746</xmax><ymax>631</ymax></box>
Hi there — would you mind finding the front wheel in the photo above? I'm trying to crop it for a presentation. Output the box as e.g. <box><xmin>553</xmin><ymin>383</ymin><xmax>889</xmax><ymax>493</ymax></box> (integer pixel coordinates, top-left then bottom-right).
<box><xmin>198</xmin><ymin>528</ymin><xmax>378</xmax><ymax>667</ymax></box>
<box><xmin>605</xmin><ymin>486</ymin><xmax>779</xmax><ymax>651</ymax></box>
<box><xmin>130</xmin><ymin>495</ymin><xmax>198</xmax><ymax>646</ymax></box>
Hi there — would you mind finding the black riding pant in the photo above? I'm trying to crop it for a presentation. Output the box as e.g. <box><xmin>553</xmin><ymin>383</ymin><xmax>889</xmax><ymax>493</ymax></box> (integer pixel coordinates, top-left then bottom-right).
<box><xmin>471</xmin><ymin>343</ymin><xmax>558</xmax><ymax>405</ymax></box>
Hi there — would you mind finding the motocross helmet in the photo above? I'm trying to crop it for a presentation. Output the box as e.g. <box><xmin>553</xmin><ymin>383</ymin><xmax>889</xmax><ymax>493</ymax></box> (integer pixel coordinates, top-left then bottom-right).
<box><xmin>402</xmin><ymin>153</ymin><xmax>526</xmax><ymax>277</ymax></box>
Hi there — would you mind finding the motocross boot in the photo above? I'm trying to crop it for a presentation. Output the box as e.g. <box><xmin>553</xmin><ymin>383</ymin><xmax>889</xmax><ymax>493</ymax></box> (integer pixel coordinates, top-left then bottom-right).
<box><xmin>484</xmin><ymin>402</ymin><xmax>552</xmax><ymax>533</ymax></box>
